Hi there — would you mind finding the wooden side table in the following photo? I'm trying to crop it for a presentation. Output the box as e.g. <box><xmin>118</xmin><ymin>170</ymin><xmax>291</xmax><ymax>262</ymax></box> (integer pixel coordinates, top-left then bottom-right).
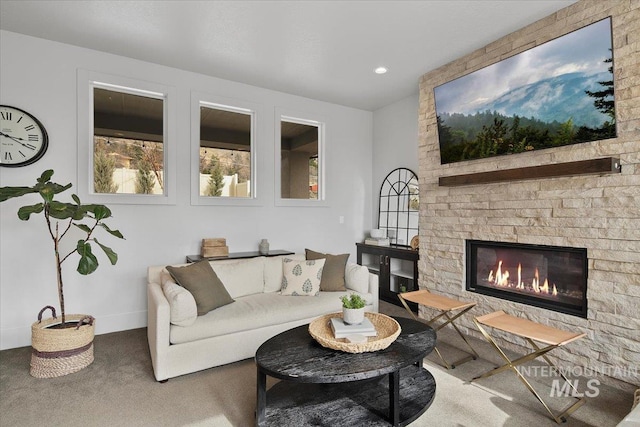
<box><xmin>472</xmin><ymin>310</ymin><xmax>586</xmax><ymax>424</ymax></box>
<box><xmin>398</xmin><ymin>289</ymin><xmax>479</xmax><ymax>369</ymax></box>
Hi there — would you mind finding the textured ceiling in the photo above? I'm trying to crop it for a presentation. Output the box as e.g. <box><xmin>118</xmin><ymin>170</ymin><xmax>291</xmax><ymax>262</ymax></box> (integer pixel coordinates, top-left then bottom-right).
<box><xmin>0</xmin><ymin>0</ymin><xmax>577</xmax><ymax>111</ymax></box>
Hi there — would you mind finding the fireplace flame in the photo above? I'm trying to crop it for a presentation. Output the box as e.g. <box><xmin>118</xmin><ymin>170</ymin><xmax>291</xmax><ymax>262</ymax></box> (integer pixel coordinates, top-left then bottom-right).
<box><xmin>540</xmin><ymin>278</ymin><xmax>549</xmax><ymax>294</ymax></box>
<box><xmin>488</xmin><ymin>260</ymin><xmax>558</xmax><ymax>297</ymax></box>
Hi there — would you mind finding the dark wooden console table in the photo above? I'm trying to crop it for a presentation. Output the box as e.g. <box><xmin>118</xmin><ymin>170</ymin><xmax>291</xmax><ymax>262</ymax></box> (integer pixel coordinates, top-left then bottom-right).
<box><xmin>255</xmin><ymin>316</ymin><xmax>436</xmax><ymax>426</ymax></box>
<box><xmin>356</xmin><ymin>243</ymin><xmax>419</xmax><ymax>310</ymax></box>
<box><xmin>186</xmin><ymin>249</ymin><xmax>294</xmax><ymax>263</ymax></box>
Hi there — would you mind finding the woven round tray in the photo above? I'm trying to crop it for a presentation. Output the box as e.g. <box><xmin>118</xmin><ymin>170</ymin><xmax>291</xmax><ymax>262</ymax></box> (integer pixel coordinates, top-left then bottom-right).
<box><xmin>308</xmin><ymin>312</ymin><xmax>401</xmax><ymax>353</ymax></box>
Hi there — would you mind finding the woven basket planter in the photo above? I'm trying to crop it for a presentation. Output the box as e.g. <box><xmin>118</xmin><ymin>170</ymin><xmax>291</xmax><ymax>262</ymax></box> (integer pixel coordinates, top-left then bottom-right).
<box><xmin>30</xmin><ymin>306</ymin><xmax>95</xmax><ymax>378</ymax></box>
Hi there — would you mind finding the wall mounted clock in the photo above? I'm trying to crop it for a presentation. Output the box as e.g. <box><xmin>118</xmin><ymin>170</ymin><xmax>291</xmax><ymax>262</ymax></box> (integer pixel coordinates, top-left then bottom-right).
<box><xmin>0</xmin><ymin>105</ymin><xmax>49</xmax><ymax>167</ymax></box>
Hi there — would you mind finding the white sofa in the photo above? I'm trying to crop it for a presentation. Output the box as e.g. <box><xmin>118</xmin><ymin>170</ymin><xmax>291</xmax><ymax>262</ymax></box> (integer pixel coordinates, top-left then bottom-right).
<box><xmin>147</xmin><ymin>254</ymin><xmax>379</xmax><ymax>381</ymax></box>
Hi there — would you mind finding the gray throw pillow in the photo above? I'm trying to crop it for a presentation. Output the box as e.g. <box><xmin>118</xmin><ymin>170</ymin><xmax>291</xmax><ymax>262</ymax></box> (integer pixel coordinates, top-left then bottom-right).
<box><xmin>166</xmin><ymin>261</ymin><xmax>234</xmax><ymax>315</ymax></box>
<box><xmin>305</xmin><ymin>249</ymin><xmax>349</xmax><ymax>292</ymax></box>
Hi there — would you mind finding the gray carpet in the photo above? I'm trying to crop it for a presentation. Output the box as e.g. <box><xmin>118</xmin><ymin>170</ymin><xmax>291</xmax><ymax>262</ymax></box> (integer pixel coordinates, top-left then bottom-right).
<box><xmin>0</xmin><ymin>302</ymin><xmax>635</xmax><ymax>426</ymax></box>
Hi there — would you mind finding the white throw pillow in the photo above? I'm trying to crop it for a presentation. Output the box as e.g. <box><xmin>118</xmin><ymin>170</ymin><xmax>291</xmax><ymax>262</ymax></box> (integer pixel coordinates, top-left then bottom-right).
<box><xmin>345</xmin><ymin>263</ymin><xmax>370</xmax><ymax>294</ymax></box>
<box><xmin>161</xmin><ymin>281</ymin><xmax>198</xmax><ymax>327</ymax></box>
<box><xmin>210</xmin><ymin>257</ymin><xmax>264</xmax><ymax>299</ymax></box>
<box><xmin>263</xmin><ymin>254</ymin><xmax>305</xmax><ymax>293</ymax></box>
<box><xmin>280</xmin><ymin>258</ymin><xmax>326</xmax><ymax>296</ymax></box>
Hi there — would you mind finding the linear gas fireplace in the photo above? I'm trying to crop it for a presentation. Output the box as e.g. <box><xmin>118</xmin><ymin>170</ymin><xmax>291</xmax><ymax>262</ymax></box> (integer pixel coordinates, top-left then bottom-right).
<box><xmin>466</xmin><ymin>240</ymin><xmax>588</xmax><ymax>318</ymax></box>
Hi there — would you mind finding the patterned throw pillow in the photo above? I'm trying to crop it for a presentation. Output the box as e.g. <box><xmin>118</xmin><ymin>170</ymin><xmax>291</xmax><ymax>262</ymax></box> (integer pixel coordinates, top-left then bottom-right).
<box><xmin>280</xmin><ymin>258</ymin><xmax>326</xmax><ymax>296</ymax></box>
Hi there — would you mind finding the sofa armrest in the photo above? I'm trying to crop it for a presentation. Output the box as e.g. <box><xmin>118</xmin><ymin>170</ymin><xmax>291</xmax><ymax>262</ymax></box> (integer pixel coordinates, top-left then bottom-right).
<box><xmin>368</xmin><ymin>272</ymin><xmax>379</xmax><ymax>312</ymax></box>
<box><xmin>147</xmin><ymin>281</ymin><xmax>171</xmax><ymax>381</ymax></box>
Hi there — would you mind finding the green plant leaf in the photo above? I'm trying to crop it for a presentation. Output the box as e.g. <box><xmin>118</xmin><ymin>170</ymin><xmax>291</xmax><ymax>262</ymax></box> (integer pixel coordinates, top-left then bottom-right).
<box><xmin>76</xmin><ymin>241</ymin><xmax>98</xmax><ymax>275</ymax></box>
<box><xmin>341</xmin><ymin>293</ymin><xmax>365</xmax><ymax>309</ymax></box>
<box><xmin>37</xmin><ymin>170</ymin><xmax>54</xmax><ymax>183</ymax></box>
<box><xmin>70</xmin><ymin>205</ymin><xmax>89</xmax><ymax>221</ymax></box>
<box><xmin>87</xmin><ymin>204</ymin><xmax>112</xmax><ymax>220</ymax></box>
<box><xmin>0</xmin><ymin>186</ymin><xmax>39</xmax><ymax>202</ymax></box>
<box><xmin>17</xmin><ymin>203</ymin><xmax>44</xmax><ymax>220</ymax></box>
<box><xmin>73</xmin><ymin>223</ymin><xmax>92</xmax><ymax>234</ymax></box>
<box><xmin>94</xmin><ymin>238</ymin><xmax>118</xmax><ymax>265</ymax></box>
<box><xmin>39</xmin><ymin>182</ymin><xmax>72</xmax><ymax>203</ymax></box>
<box><xmin>47</xmin><ymin>201</ymin><xmax>79</xmax><ymax>220</ymax></box>
<box><xmin>99</xmin><ymin>223</ymin><xmax>124</xmax><ymax>239</ymax></box>
<box><xmin>72</xmin><ymin>194</ymin><xmax>81</xmax><ymax>205</ymax></box>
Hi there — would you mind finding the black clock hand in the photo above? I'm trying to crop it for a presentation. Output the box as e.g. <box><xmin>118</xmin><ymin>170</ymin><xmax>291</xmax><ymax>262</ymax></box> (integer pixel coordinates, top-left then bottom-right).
<box><xmin>0</xmin><ymin>131</ymin><xmax>34</xmax><ymax>149</ymax></box>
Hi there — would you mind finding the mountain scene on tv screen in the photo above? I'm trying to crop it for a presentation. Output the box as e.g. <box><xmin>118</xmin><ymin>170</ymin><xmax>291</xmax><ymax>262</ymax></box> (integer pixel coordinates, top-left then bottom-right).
<box><xmin>435</xmin><ymin>18</ymin><xmax>615</xmax><ymax>164</ymax></box>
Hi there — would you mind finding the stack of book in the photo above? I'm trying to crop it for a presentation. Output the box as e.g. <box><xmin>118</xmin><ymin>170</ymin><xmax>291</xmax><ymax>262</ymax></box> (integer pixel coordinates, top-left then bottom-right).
<box><xmin>201</xmin><ymin>238</ymin><xmax>229</xmax><ymax>258</ymax></box>
<box><xmin>330</xmin><ymin>317</ymin><xmax>377</xmax><ymax>339</ymax></box>
<box><xmin>364</xmin><ymin>237</ymin><xmax>390</xmax><ymax>246</ymax></box>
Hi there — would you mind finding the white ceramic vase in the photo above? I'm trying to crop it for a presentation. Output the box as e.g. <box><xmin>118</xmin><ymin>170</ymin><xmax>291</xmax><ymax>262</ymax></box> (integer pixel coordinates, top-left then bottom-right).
<box><xmin>342</xmin><ymin>307</ymin><xmax>365</xmax><ymax>325</ymax></box>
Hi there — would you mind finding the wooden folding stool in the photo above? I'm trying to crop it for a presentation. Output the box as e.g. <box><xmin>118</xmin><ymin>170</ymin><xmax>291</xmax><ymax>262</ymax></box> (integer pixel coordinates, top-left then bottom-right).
<box><xmin>472</xmin><ymin>310</ymin><xmax>586</xmax><ymax>424</ymax></box>
<box><xmin>398</xmin><ymin>289</ymin><xmax>479</xmax><ymax>369</ymax></box>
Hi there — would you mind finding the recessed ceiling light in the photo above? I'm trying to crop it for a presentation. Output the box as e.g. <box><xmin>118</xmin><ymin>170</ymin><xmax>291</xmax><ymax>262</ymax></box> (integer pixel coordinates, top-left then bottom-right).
<box><xmin>374</xmin><ymin>66</ymin><xmax>388</xmax><ymax>74</ymax></box>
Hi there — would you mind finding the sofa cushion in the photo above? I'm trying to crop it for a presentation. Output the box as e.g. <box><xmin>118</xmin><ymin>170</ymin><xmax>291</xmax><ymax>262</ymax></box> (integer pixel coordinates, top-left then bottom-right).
<box><xmin>210</xmin><ymin>257</ymin><xmax>264</xmax><ymax>299</ymax></box>
<box><xmin>281</xmin><ymin>258</ymin><xmax>325</xmax><ymax>296</ymax></box>
<box><xmin>160</xmin><ymin>267</ymin><xmax>179</xmax><ymax>285</ymax></box>
<box><xmin>263</xmin><ymin>254</ymin><xmax>305</xmax><ymax>293</ymax></box>
<box><xmin>345</xmin><ymin>263</ymin><xmax>370</xmax><ymax>294</ymax></box>
<box><xmin>166</xmin><ymin>261</ymin><xmax>235</xmax><ymax>315</ymax></box>
<box><xmin>169</xmin><ymin>290</ymin><xmax>373</xmax><ymax>344</ymax></box>
<box><xmin>161</xmin><ymin>281</ymin><xmax>198</xmax><ymax>326</ymax></box>
<box><xmin>305</xmin><ymin>249</ymin><xmax>349</xmax><ymax>291</ymax></box>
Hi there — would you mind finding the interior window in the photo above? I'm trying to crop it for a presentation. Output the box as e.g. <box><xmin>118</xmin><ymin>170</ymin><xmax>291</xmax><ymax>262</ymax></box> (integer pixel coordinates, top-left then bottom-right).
<box><xmin>92</xmin><ymin>85</ymin><xmax>165</xmax><ymax>195</ymax></box>
<box><xmin>280</xmin><ymin>117</ymin><xmax>322</xmax><ymax>200</ymax></box>
<box><xmin>199</xmin><ymin>103</ymin><xmax>253</xmax><ymax>198</ymax></box>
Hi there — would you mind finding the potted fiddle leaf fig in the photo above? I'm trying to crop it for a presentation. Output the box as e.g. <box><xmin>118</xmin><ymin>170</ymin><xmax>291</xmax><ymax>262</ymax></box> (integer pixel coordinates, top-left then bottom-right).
<box><xmin>340</xmin><ymin>293</ymin><xmax>366</xmax><ymax>325</ymax></box>
<box><xmin>0</xmin><ymin>169</ymin><xmax>124</xmax><ymax>378</ymax></box>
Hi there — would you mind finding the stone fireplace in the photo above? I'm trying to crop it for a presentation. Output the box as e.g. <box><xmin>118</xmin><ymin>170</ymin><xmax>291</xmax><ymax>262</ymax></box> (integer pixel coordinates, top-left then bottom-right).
<box><xmin>418</xmin><ymin>0</ymin><xmax>639</xmax><ymax>389</ymax></box>
<box><xmin>466</xmin><ymin>240</ymin><xmax>588</xmax><ymax>318</ymax></box>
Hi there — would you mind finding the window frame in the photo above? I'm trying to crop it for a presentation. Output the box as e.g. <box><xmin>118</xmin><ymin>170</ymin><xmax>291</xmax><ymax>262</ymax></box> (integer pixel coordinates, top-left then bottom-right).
<box><xmin>275</xmin><ymin>108</ymin><xmax>327</xmax><ymax>207</ymax></box>
<box><xmin>190</xmin><ymin>91</ymin><xmax>261</xmax><ymax>206</ymax></box>
<box><xmin>77</xmin><ymin>69</ymin><xmax>176</xmax><ymax>205</ymax></box>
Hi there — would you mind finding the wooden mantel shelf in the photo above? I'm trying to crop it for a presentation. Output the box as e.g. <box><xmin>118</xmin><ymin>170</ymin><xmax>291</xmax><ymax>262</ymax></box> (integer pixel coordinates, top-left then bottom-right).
<box><xmin>438</xmin><ymin>157</ymin><xmax>621</xmax><ymax>187</ymax></box>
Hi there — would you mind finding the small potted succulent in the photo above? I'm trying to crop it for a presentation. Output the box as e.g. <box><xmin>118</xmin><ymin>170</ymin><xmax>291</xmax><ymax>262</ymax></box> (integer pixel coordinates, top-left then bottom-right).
<box><xmin>340</xmin><ymin>293</ymin><xmax>366</xmax><ymax>325</ymax></box>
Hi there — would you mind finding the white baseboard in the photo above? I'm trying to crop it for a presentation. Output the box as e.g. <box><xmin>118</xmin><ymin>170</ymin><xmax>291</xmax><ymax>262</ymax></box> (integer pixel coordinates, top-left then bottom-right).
<box><xmin>0</xmin><ymin>310</ymin><xmax>147</xmax><ymax>351</ymax></box>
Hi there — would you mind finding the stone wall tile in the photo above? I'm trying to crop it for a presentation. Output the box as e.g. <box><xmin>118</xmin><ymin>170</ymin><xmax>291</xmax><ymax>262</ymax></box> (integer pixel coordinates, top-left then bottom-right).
<box><xmin>595</xmin><ymin>310</ymin><xmax>640</xmax><ymax>328</ymax></box>
<box><xmin>613</xmin><ymin>282</ymin><xmax>640</xmax><ymax>297</ymax></box>
<box><xmin>593</xmin><ymin>259</ymin><xmax>639</xmax><ymax>274</ymax></box>
<box><xmin>590</xmin><ymin>249</ymin><xmax>640</xmax><ymax>263</ymax></box>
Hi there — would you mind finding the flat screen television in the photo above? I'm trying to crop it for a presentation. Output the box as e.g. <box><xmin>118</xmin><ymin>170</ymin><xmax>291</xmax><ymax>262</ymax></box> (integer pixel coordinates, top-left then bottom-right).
<box><xmin>435</xmin><ymin>17</ymin><xmax>616</xmax><ymax>165</ymax></box>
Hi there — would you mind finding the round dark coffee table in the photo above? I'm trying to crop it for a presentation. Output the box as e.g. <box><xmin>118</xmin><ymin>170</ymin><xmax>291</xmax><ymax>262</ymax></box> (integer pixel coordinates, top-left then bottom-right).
<box><xmin>255</xmin><ymin>316</ymin><xmax>436</xmax><ymax>426</ymax></box>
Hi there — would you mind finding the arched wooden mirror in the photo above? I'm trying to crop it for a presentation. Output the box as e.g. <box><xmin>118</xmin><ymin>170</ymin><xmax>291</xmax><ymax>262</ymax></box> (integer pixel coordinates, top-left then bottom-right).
<box><xmin>378</xmin><ymin>168</ymin><xmax>419</xmax><ymax>247</ymax></box>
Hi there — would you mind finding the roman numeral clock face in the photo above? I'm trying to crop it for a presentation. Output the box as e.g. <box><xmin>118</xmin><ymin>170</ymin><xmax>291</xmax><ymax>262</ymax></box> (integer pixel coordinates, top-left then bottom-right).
<box><xmin>0</xmin><ymin>105</ymin><xmax>49</xmax><ymax>167</ymax></box>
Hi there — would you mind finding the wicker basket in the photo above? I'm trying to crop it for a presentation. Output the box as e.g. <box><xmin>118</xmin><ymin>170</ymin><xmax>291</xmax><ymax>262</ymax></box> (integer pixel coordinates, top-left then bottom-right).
<box><xmin>30</xmin><ymin>306</ymin><xmax>95</xmax><ymax>378</ymax></box>
<box><xmin>308</xmin><ymin>312</ymin><xmax>401</xmax><ymax>353</ymax></box>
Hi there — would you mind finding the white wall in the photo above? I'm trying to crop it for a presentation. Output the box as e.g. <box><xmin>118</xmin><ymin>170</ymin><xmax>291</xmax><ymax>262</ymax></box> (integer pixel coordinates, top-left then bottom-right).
<box><xmin>371</xmin><ymin>94</ymin><xmax>419</xmax><ymax>225</ymax></box>
<box><xmin>0</xmin><ymin>31</ymin><xmax>374</xmax><ymax>350</ymax></box>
